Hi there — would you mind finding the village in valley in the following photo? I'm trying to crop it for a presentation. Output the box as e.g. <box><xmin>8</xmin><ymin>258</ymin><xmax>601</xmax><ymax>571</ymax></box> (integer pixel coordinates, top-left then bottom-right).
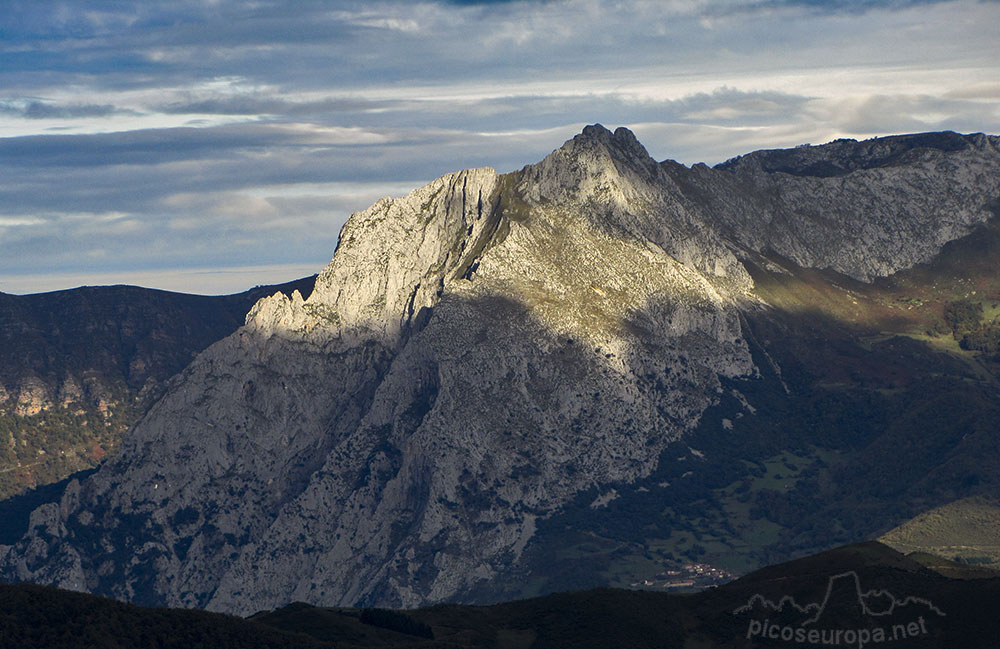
<box><xmin>630</xmin><ymin>562</ymin><xmax>734</xmax><ymax>591</ymax></box>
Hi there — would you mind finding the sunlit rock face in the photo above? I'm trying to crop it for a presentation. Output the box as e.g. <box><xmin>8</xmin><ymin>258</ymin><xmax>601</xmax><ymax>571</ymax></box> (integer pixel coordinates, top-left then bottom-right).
<box><xmin>3</xmin><ymin>126</ymin><xmax>998</xmax><ymax>614</ymax></box>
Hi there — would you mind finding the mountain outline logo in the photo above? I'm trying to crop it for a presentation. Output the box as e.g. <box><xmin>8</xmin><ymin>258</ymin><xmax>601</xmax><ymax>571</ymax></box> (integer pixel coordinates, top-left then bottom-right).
<box><xmin>734</xmin><ymin>570</ymin><xmax>945</xmax><ymax>647</ymax></box>
<box><xmin>734</xmin><ymin>570</ymin><xmax>946</xmax><ymax>623</ymax></box>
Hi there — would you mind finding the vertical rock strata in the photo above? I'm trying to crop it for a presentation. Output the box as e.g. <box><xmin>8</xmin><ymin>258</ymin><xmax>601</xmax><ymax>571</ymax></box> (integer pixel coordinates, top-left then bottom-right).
<box><xmin>2</xmin><ymin>126</ymin><xmax>999</xmax><ymax>614</ymax></box>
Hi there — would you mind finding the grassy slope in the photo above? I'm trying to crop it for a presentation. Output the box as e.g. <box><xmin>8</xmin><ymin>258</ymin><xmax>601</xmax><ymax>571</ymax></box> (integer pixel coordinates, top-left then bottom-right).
<box><xmin>880</xmin><ymin>497</ymin><xmax>1000</xmax><ymax>568</ymax></box>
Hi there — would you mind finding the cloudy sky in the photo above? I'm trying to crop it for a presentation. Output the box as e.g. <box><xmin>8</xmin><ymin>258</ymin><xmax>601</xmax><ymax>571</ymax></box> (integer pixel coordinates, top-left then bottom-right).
<box><xmin>1</xmin><ymin>0</ymin><xmax>998</xmax><ymax>294</ymax></box>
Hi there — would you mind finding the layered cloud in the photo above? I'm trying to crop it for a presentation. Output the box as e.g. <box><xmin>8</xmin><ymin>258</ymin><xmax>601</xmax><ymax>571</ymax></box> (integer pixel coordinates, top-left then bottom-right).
<box><xmin>1</xmin><ymin>0</ymin><xmax>997</xmax><ymax>293</ymax></box>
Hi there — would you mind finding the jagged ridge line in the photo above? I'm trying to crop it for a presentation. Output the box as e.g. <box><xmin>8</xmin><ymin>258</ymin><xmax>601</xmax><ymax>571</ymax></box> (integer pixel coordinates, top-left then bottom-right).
<box><xmin>733</xmin><ymin>593</ymin><xmax>819</xmax><ymax>615</ymax></box>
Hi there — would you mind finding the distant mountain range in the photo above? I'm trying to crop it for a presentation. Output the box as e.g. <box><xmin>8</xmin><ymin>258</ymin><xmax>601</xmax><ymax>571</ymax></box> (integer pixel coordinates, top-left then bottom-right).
<box><xmin>2</xmin><ymin>126</ymin><xmax>999</xmax><ymax>619</ymax></box>
<box><xmin>1</xmin><ymin>542</ymin><xmax>997</xmax><ymax>648</ymax></box>
<box><xmin>0</xmin><ymin>277</ymin><xmax>315</xmax><ymax>501</ymax></box>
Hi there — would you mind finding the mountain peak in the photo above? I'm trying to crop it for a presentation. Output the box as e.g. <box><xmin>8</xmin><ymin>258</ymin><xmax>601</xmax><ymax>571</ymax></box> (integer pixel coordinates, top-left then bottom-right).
<box><xmin>579</xmin><ymin>122</ymin><xmax>611</xmax><ymax>138</ymax></box>
<box><xmin>517</xmin><ymin>124</ymin><xmax>658</xmax><ymax>207</ymax></box>
<box><xmin>569</xmin><ymin>123</ymin><xmax>652</xmax><ymax>164</ymax></box>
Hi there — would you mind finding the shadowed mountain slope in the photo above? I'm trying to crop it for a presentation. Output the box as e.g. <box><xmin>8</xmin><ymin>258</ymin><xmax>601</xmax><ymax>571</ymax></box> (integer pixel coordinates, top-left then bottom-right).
<box><xmin>0</xmin><ymin>276</ymin><xmax>315</xmax><ymax>500</ymax></box>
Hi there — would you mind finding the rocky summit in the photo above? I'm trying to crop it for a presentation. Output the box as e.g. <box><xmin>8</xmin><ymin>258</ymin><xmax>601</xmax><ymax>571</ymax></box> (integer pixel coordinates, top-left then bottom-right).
<box><xmin>2</xmin><ymin>126</ymin><xmax>999</xmax><ymax>615</ymax></box>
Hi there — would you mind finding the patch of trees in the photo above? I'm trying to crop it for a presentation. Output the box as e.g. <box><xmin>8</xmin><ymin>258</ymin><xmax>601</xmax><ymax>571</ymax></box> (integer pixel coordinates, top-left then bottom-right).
<box><xmin>944</xmin><ymin>299</ymin><xmax>983</xmax><ymax>337</ymax></box>
<box><xmin>943</xmin><ymin>300</ymin><xmax>1000</xmax><ymax>354</ymax></box>
<box><xmin>961</xmin><ymin>326</ymin><xmax>1000</xmax><ymax>354</ymax></box>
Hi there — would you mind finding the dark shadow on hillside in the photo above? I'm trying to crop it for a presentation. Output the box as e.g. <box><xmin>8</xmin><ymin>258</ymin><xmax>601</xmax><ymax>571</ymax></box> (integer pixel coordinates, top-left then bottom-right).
<box><xmin>475</xmin><ymin>223</ymin><xmax>1000</xmax><ymax>603</ymax></box>
<box><xmin>0</xmin><ymin>274</ymin><xmax>317</xmax><ymax>501</ymax></box>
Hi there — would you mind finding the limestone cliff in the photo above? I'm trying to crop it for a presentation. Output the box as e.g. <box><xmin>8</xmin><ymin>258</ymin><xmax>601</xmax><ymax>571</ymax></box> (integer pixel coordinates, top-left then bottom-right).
<box><xmin>2</xmin><ymin>126</ymin><xmax>998</xmax><ymax>614</ymax></box>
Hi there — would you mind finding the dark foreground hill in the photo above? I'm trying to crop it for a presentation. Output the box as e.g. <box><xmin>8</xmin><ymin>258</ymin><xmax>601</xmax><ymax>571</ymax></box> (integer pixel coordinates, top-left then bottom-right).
<box><xmin>253</xmin><ymin>542</ymin><xmax>1000</xmax><ymax>648</ymax></box>
<box><xmin>0</xmin><ymin>276</ymin><xmax>315</xmax><ymax>501</ymax></box>
<box><xmin>2</xmin><ymin>542</ymin><xmax>997</xmax><ymax>648</ymax></box>
<box><xmin>0</xmin><ymin>582</ymin><xmax>330</xmax><ymax>649</ymax></box>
